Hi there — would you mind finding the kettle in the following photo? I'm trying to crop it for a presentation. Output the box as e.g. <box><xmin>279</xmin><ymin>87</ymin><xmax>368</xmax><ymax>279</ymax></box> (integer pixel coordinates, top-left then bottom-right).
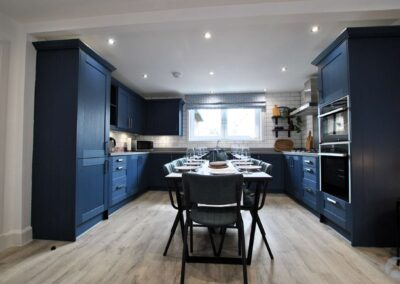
<box><xmin>109</xmin><ymin>137</ymin><xmax>116</xmax><ymax>153</ymax></box>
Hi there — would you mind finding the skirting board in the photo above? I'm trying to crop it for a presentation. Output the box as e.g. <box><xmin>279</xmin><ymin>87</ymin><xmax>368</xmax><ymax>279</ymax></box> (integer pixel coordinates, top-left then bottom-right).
<box><xmin>0</xmin><ymin>226</ymin><xmax>32</xmax><ymax>252</ymax></box>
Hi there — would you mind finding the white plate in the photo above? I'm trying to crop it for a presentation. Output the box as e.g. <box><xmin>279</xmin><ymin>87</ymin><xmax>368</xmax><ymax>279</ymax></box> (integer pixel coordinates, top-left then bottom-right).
<box><xmin>185</xmin><ymin>161</ymin><xmax>203</xmax><ymax>166</ymax></box>
<box><xmin>175</xmin><ymin>165</ymin><xmax>199</xmax><ymax>171</ymax></box>
<box><xmin>233</xmin><ymin>161</ymin><xmax>253</xmax><ymax>165</ymax></box>
<box><xmin>207</xmin><ymin>168</ymin><xmax>237</xmax><ymax>175</ymax></box>
<box><xmin>237</xmin><ymin>165</ymin><xmax>262</xmax><ymax>171</ymax></box>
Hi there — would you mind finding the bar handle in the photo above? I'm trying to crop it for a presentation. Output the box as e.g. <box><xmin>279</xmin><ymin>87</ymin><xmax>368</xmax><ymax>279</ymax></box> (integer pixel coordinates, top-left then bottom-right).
<box><xmin>327</xmin><ymin>197</ymin><xmax>337</xmax><ymax>204</ymax></box>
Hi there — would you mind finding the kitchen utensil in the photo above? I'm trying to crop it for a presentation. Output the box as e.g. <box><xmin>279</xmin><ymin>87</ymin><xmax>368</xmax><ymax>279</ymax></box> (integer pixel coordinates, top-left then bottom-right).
<box><xmin>274</xmin><ymin>139</ymin><xmax>294</xmax><ymax>152</ymax></box>
<box><xmin>305</xmin><ymin>131</ymin><xmax>313</xmax><ymax>151</ymax></box>
<box><xmin>175</xmin><ymin>165</ymin><xmax>200</xmax><ymax>172</ymax></box>
<box><xmin>272</xmin><ymin>105</ymin><xmax>280</xmax><ymax>117</ymax></box>
<box><xmin>279</xmin><ymin>106</ymin><xmax>290</xmax><ymax>118</ymax></box>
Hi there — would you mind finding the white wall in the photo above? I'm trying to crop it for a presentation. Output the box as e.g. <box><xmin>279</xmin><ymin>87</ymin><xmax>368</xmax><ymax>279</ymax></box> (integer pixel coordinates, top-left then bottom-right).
<box><xmin>0</xmin><ymin>12</ymin><xmax>34</xmax><ymax>251</ymax></box>
<box><xmin>135</xmin><ymin>92</ymin><xmax>303</xmax><ymax>149</ymax></box>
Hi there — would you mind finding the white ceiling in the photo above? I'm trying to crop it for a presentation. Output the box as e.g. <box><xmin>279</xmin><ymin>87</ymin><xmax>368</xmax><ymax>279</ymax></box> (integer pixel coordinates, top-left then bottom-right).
<box><xmin>2</xmin><ymin>0</ymin><xmax>400</xmax><ymax>97</ymax></box>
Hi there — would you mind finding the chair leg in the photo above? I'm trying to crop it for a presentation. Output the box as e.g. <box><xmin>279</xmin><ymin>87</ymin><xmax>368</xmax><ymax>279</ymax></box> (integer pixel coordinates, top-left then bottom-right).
<box><xmin>180</xmin><ymin>219</ymin><xmax>189</xmax><ymax>284</ymax></box>
<box><xmin>163</xmin><ymin>212</ymin><xmax>180</xmax><ymax>256</ymax></box>
<box><xmin>208</xmin><ymin>227</ymin><xmax>218</xmax><ymax>256</ymax></box>
<box><xmin>190</xmin><ymin>220</ymin><xmax>194</xmax><ymax>253</ymax></box>
<box><xmin>238</xmin><ymin>228</ymin><xmax>242</xmax><ymax>256</ymax></box>
<box><xmin>238</xmin><ymin>218</ymin><xmax>248</xmax><ymax>284</ymax></box>
<box><xmin>216</xmin><ymin>227</ymin><xmax>227</xmax><ymax>257</ymax></box>
<box><xmin>255</xmin><ymin>215</ymin><xmax>274</xmax><ymax>260</ymax></box>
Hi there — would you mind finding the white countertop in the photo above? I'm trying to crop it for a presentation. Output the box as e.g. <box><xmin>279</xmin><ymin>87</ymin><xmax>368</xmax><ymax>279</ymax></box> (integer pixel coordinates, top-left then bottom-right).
<box><xmin>282</xmin><ymin>151</ymin><xmax>319</xmax><ymax>157</ymax></box>
<box><xmin>110</xmin><ymin>151</ymin><xmax>150</xmax><ymax>156</ymax></box>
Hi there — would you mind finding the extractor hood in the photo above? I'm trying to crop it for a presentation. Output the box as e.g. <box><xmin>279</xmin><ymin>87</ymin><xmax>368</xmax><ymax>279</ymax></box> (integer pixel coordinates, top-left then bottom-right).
<box><xmin>290</xmin><ymin>77</ymin><xmax>318</xmax><ymax>117</ymax></box>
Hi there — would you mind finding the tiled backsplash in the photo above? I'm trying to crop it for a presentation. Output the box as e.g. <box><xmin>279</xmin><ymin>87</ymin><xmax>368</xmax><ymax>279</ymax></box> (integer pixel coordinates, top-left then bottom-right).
<box><xmin>128</xmin><ymin>92</ymin><xmax>304</xmax><ymax>149</ymax></box>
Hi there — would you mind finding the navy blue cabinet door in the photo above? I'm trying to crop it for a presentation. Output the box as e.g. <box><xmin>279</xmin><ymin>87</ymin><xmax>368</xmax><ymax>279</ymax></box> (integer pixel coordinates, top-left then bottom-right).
<box><xmin>146</xmin><ymin>154</ymin><xmax>173</xmax><ymax>189</ymax></box>
<box><xmin>76</xmin><ymin>158</ymin><xmax>107</xmax><ymax>225</ymax></box>
<box><xmin>76</xmin><ymin>51</ymin><xmax>110</xmax><ymax>159</ymax></box>
<box><xmin>137</xmin><ymin>154</ymin><xmax>148</xmax><ymax>191</ymax></box>
<box><xmin>257</xmin><ymin>154</ymin><xmax>284</xmax><ymax>193</ymax></box>
<box><xmin>284</xmin><ymin>155</ymin><xmax>303</xmax><ymax>199</ymax></box>
<box><xmin>132</xmin><ymin>94</ymin><xmax>145</xmax><ymax>134</ymax></box>
<box><xmin>145</xmin><ymin>99</ymin><xmax>183</xmax><ymax>135</ymax></box>
<box><xmin>127</xmin><ymin>156</ymin><xmax>139</xmax><ymax>196</ymax></box>
<box><xmin>117</xmin><ymin>87</ymin><xmax>130</xmax><ymax>130</ymax></box>
<box><xmin>318</xmin><ymin>41</ymin><xmax>349</xmax><ymax>105</ymax></box>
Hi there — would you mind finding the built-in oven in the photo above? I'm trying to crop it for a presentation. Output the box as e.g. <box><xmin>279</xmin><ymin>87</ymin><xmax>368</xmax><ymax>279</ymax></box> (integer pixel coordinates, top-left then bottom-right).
<box><xmin>319</xmin><ymin>143</ymin><xmax>350</xmax><ymax>202</ymax></box>
<box><xmin>319</xmin><ymin>96</ymin><xmax>349</xmax><ymax>143</ymax></box>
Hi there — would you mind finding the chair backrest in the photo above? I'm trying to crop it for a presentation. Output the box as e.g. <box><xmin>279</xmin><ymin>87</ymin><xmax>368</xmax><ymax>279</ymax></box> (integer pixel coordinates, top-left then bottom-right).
<box><xmin>163</xmin><ymin>162</ymin><xmax>174</xmax><ymax>175</ymax></box>
<box><xmin>183</xmin><ymin>173</ymin><xmax>243</xmax><ymax>206</ymax></box>
<box><xmin>260</xmin><ymin>162</ymin><xmax>273</xmax><ymax>175</ymax></box>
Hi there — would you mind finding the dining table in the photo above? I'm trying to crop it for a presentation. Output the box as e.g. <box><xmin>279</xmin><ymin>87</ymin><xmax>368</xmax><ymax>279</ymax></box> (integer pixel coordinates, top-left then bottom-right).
<box><xmin>165</xmin><ymin>159</ymin><xmax>272</xmax><ymax>265</ymax></box>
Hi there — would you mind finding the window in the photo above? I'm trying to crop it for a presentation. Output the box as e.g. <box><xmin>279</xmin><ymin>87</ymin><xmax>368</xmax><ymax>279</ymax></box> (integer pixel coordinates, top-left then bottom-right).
<box><xmin>188</xmin><ymin>108</ymin><xmax>262</xmax><ymax>141</ymax></box>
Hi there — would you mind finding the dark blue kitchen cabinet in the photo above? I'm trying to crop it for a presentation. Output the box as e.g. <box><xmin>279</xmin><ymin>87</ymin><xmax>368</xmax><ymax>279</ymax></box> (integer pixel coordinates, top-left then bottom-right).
<box><xmin>146</xmin><ymin>153</ymin><xmax>185</xmax><ymax>190</ymax></box>
<box><xmin>145</xmin><ymin>99</ymin><xmax>184</xmax><ymax>135</ymax></box>
<box><xmin>112</xmin><ymin>79</ymin><xmax>146</xmax><ymax>134</ymax></box>
<box><xmin>32</xmin><ymin>39</ymin><xmax>115</xmax><ymax>241</ymax></box>
<box><xmin>302</xmin><ymin>156</ymin><xmax>319</xmax><ymax>211</ymax></box>
<box><xmin>314</xmin><ymin>40</ymin><xmax>349</xmax><ymax>105</ymax></box>
<box><xmin>127</xmin><ymin>155</ymin><xmax>139</xmax><ymax>196</ymax></box>
<box><xmin>137</xmin><ymin>154</ymin><xmax>149</xmax><ymax>192</ymax></box>
<box><xmin>76</xmin><ymin>158</ymin><xmax>108</xmax><ymax>227</ymax></box>
<box><xmin>312</xmin><ymin>26</ymin><xmax>400</xmax><ymax>246</ymax></box>
<box><xmin>254</xmin><ymin>154</ymin><xmax>284</xmax><ymax>193</ymax></box>
<box><xmin>116</xmin><ymin>85</ymin><xmax>130</xmax><ymax>130</ymax></box>
<box><xmin>284</xmin><ymin>155</ymin><xmax>303</xmax><ymax>200</ymax></box>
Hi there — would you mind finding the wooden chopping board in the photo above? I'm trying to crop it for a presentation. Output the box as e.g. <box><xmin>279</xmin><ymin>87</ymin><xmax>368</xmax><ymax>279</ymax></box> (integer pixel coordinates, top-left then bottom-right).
<box><xmin>305</xmin><ymin>131</ymin><xmax>313</xmax><ymax>151</ymax></box>
<box><xmin>274</xmin><ymin>139</ymin><xmax>294</xmax><ymax>152</ymax></box>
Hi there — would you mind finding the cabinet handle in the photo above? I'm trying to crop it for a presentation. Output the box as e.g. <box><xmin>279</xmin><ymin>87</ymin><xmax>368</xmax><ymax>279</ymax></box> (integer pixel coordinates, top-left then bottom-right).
<box><xmin>116</xmin><ymin>166</ymin><xmax>124</xmax><ymax>170</ymax></box>
<box><xmin>305</xmin><ymin>188</ymin><xmax>313</xmax><ymax>193</ymax></box>
<box><xmin>116</xmin><ymin>159</ymin><xmax>124</xmax><ymax>162</ymax></box>
<box><xmin>116</xmin><ymin>185</ymin><xmax>125</xmax><ymax>190</ymax></box>
<box><xmin>327</xmin><ymin>197</ymin><xmax>337</xmax><ymax>204</ymax></box>
<box><xmin>305</xmin><ymin>168</ymin><xmax>313</xmax><ymax>173</ymax></box>
<box><xmin>304</xmin><ymin>160</ymin><xmax>312</xmax><ymax>164</ymax></box>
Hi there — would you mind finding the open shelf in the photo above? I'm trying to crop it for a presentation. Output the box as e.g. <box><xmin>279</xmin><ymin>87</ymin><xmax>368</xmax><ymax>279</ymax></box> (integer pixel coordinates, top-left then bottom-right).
<box><xmin>272</xmin><ymin>128</ymin><xmax>291</xmax><ymax>138</ymax></box>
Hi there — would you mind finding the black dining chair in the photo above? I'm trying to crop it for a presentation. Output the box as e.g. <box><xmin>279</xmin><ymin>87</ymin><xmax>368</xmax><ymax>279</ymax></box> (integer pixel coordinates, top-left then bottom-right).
<box><xmin>242</xmin><ymin>160</ymin><xmax>274</xmax><ymax>260</ymax></box>
<box><xmin>180</xmin><ymin>173</ymin><xmax>247</xmax><ymax>284</ymax></box>
<box><xmin>163</xmin><ymin>160</ymin><xmax>194</xmax><ymax>256</ymax></box>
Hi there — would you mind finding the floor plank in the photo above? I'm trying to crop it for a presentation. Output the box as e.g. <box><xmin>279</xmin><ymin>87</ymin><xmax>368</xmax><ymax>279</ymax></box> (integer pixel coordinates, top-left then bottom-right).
<box><xmin>0</xmin><ymin>192</ymin><xmax>398</xmax><ymax>284</ymax></box>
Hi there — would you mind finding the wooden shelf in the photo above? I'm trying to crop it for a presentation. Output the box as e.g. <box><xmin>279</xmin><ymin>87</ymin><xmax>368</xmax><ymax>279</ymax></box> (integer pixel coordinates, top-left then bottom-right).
<box><xmin>272</xmin><ymin>128</ymin><xmax>291</xmax><ymax>138</ymax></box>
<box><xmin>272</xmin><ymin>116</ymin><xmax>291</xmax><ymax>125</ymax></box>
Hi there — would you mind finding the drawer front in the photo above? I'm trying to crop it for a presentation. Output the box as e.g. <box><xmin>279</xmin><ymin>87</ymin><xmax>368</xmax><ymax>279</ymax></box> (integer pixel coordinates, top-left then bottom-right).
<box><xmin>112</xmin><ymin>163</ymin><xmax>127</xmax><ymax>172</ymax></box>
<box><xmin>303</xmin><ymin>167</ymin><xmax>318</xmax><ymax>182</ymax></box>
<box><xmin>112</xmin><ymin>176</ymin><xmax>127</xmax><ymax>192</ymax></box>
<box><xmin>112</xmin><ymin>156</ymin><xmax>127</xmax><ymax>168</ymax></box>
<box><xmin>303</xmin><ymin>157</ymin><xmax>317</xmax><ymax>168</ymax></box>
<box><xmin>303</xmin><ymin>178</ymin><xmax>318</xmax><ymax>191</ymax></box>
<box><xmin>322</xmin><ymin>193</ymin><xmax>347</xmax><ymax>228</ymax></box>
<box><xmin>112</xmin><ymin>169</ymin><xmax>126</xmax><ymax>180</ymax></box>
<box><xmin>303</xmin><ymin>187</ymin><xmax>318</xmax><ymax>210</ymax></box>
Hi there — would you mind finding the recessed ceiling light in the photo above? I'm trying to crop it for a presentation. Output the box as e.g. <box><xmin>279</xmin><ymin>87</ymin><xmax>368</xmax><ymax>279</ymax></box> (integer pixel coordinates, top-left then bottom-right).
<box><xmin>311</xmin><ymin>25</ymin><xmax>320</xmax><ymax>33</ymax></box>
<box><xmin>107</xmin><ymin>38</ymin><xmax>115</xmax><ymax>45</ymax></box>
<box><xmin>281</xmin><ymin>67</ymin><xmax>287</xmax><ymax>72</ymax></box>
<box><xmin>143</xmin><ymin>74</ymin><xmax>148</xmax><ymax>79</ymax></box>
<box><xmin>204</xmin><ymin>32</ymin><xmax>212</xmax><ymax>39</ymax></box>
<box><xmin>210</xmin><ymin>90</ymin><xmax>214</xmax><ymax>94</ymax></box>
<box><xmin>263</xmin><ymin>88</ymin><xmax>267</xmax><ymax>92</ymax></box>
<box><xmin>209</xmin><ymin>71</ymin><xmax>215</xmax><ymax>76</ymax></box>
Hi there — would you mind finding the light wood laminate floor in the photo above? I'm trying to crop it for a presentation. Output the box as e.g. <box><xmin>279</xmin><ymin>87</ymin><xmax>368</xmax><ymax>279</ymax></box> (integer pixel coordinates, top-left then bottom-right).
<box><xmin>0</xmin><ymin>192</ymin><xmax>399</xmax><ymax>284</ymax></box>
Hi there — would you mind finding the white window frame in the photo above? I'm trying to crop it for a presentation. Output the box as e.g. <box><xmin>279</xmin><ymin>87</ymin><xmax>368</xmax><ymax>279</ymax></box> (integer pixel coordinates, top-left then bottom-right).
<box><xmin>188</xmin><ymin>108</ymin><xmax>262</xmax><ymax>141</ymax></box>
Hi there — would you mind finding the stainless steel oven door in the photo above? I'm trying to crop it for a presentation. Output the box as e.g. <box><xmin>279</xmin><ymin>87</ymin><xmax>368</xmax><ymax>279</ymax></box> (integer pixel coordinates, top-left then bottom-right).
<box><xmin>319</xmin><ymin>96</ymin><xmax>349</xmax><ymax>143</ymax></box>
<box><xmin>320</xmin><ymin>152</ymin><xmax>349</xmax><ymax>202</ymax></box>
